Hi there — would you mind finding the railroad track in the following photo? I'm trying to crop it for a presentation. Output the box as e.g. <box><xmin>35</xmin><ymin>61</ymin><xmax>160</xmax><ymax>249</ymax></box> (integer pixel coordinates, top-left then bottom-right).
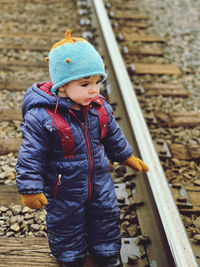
<box><xmin>0</xmin><ymin>0</ymin><xmax>199</xmax><ymax>266</ymax></box>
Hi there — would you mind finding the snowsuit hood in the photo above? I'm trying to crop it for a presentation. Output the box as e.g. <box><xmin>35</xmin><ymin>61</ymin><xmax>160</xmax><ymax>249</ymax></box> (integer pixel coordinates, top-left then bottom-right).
<box><xmin>22</xmin><ymin>82</ymin><xmax>76</xmax><ymax>118</ymax></box>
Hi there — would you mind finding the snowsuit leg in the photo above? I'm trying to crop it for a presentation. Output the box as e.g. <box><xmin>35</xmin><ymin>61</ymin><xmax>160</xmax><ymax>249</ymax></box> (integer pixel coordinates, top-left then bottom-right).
<box><xmin>86</xmin><ymin>174</ymin><xmax>121</xmax><ymax>257</ymax></box>
<box><xmin>45</xmin><ymin>198</ymin><xmax>88</xmax><ymax>263</ymax></box>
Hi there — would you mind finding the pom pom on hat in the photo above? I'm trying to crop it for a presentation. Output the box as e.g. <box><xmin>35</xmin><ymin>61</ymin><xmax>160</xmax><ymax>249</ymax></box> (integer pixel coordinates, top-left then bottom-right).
<box><xmin>47</xmin><ymin>29</ymin><xmax>107</xmax><ymax>95</ymax></box>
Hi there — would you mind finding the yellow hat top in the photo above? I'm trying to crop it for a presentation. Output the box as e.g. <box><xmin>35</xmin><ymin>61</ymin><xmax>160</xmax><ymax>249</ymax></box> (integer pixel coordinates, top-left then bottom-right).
<box><xmin>51</xmin><ymin>29</ymin><xmax>87</xmax><ymax>51</ymax></box>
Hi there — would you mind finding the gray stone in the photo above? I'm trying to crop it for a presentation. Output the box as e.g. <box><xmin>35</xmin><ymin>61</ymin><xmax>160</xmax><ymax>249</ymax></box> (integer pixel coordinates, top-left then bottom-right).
<box><xmin>127</xmin><ymin>225</ymin><xmax>139</xmax><ymax>238</ymax></box>
<box><xmin>0</xmin><ymin>220</ymin><xmax>5</xmax><ymax>226</ymax></box>
<box><xmin>10</xmin><ymin>222</ymin><xmax>20</xmax><ymax>232</ymax></box>
<box><xmin>0</xmin><ymin>206</ymin><xmax>8</xmax><ymax>212</ymax></box>
<box><xmin>193</xmin><ymin>234</ymin><xmax>200</xmax><ymax>242</ymax></box>
<box><xmin>30</xmin><ymin>224</ymin><xmax>41</xmax><ymax>232</ymax></box>
<box><xmin>24</xmin><ymin>213</ymin><xmax>34</xmax><ymax>220</ymax></box>
<box><xmin>193</xmin><ymin>217</ymin><xmax>200</xmax><ymax>228</ymax></box>
<box><xmin>34</xmin><ymin>231</ymin><xmax>47</xmax><ymax>238</ymax></box>
<box><xmin>22</xmin><ymin>206</ymin><xmax>33</xmax><ymax>214</ymax></box>
<box><xmin>11</xmin><ymin>205</ymin><xmax>22</xmax><ymax>215</ymax></box>
<box><xmin>6</xmin><ymin>231</ymin><xmax>14</xmax><ymax>237</ymax></box>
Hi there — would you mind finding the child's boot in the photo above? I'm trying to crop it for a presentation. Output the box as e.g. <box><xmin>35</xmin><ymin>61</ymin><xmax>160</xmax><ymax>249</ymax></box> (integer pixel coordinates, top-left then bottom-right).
<box><xmin>59</xmin><ymin>258</ymin><xmax>84</xmax><ymax>267</ymax></box>
<box><xmin>97</xmin><ymin>254</ymin><xmax>123</xmax><ymax>267</ymax></box>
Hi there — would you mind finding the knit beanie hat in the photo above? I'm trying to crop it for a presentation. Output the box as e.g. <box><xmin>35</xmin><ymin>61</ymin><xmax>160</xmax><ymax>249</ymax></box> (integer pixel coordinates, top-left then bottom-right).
<box><xmin>46</xmin><ymin>29</ymin><xmax>107</xmax><ymax>95</ymax></box>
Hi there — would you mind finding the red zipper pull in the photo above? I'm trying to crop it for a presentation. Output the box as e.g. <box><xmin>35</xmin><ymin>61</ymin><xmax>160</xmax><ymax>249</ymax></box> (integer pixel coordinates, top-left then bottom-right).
<box><xmin>53</xmin><ymin>174</ymin><xmax>62</xmax><ymax>198</ymax></box>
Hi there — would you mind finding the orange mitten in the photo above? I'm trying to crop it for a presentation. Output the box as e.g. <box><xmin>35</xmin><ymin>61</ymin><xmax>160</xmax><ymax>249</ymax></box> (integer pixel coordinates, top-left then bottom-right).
<box><xmin>22</xmin><ymin>193</ymin><xmax>48</xmax><ymax>209</ymax></box>
<box><xmin>123</xmin><ymin>155</ymin><xmax>149</xmax><ymax>172</ymax></box>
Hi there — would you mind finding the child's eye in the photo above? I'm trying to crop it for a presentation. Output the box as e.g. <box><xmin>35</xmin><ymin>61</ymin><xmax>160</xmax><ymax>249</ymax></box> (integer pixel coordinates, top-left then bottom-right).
<box><xmin>96</xmin><ymin>78</ymin><xmax>103</xmax><ymax>84</ymax></box>
<box><xmin>81</xmin><ymin>83</ymin><xmax>89</xmax><ymax>87</ymax></box>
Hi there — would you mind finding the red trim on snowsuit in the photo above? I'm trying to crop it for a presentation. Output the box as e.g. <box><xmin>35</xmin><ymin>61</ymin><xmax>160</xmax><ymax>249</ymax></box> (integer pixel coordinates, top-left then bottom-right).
<box><xmin>53</xmin><ymin>174</ymin><xmax>62</xmax><ymax>198</ymax></box>
<box><xmin>45</xmin><ymin>108</ymin><xmax>75</xmax><ymax>158</ymax></box>
<box><xmin>38</xmin><ymin>82</ymin><xmax>54</xmax><ymax>96</ymax></box>
<box><xmin>94</xmin><ymin>104</ymin><xmax>108</xmax><ymax>140</ymax></box>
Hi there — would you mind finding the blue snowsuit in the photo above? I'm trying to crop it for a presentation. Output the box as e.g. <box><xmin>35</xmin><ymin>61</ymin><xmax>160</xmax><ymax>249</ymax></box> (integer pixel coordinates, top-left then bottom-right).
<box><xmin>16</xmin><ymin>82</ymin><xmax>133</xmax><ymax>262</ymax></box>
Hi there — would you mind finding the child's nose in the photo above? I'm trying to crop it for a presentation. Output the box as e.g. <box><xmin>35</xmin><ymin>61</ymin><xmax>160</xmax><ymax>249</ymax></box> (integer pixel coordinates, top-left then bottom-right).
<box><xmin>89</xmin><ymin>85</ymin><xmax>99</xmax><ymax>94</ymax></box>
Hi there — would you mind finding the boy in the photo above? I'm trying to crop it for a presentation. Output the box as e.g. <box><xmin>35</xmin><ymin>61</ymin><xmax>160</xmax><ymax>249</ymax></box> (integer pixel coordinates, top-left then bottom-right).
<box><xmin>16</xmin><ymin>29</ymin><xmax>149</xmax><ymax>267</ymax></box>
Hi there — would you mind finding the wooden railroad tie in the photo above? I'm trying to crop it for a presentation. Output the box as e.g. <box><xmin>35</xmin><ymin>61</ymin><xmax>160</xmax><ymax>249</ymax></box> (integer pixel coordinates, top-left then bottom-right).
<box><xmin>0</xmin><ymin>44</ymin><xmax>50</xmax><ymax>51</ymax></box>
<box><xmin>128</xmin><ymin>63</ymin><xmax>181</xmax><ymax>75</ymax></box>
<box><xmin>0</xmin><ymin>60</ymin><xmax>48</xmax><ymax>69</ymax></box>
<box><xmin>137</xmin><ymin>83</ymin><xmax>189</xmax><ymax>97</ymax></box>
<box><xmin>0</xmin><ymin>8</ymin><xmax>70</xmax><ymax>15</ymax></box>
<box><xmin>169</xmin><ymin>143</ymin><xmax>200</xmax><ymax>162</ymax></box>
<box><xmin>0</xmin><ymin>109</ymin><xmax>22</xmax><ymax>155</ymax></box>
<box><xmin>154</xmin><ymin>142</ymin><xmax>200</xmax><ymax>162</ymax></box>
<box><xmin>0</xmin><ymin>138</ymin><xmax>22</xmax><ymax>155</ymax></box>
<box><xmin>0</xmin><ymin>31</ymin><xmax>81</xmax><ymax>40</ymax></box>
<box><xmin>7</xmin><ymin>61</ymin><xmax>177</xmax><ymax>76</ymax></box>
<box><xmin>0</xmin><ymin>31</ymin><xmax>64</xmax><ymax>39</ymax></box>
<box><xmin>126</xmin><ymin>46</ymin><xmax>164</xmax><ymax>56</ymax></box>
<box><xmin>0</xmin><ymin>0</ymin><xmax>69</xmax><ymax>3</ymax></box>
<box><xmin>109</xmin><ymin>11</ymin><xmax>147</xmax><ymax>20</ymax></box>
<box><xmin>171</xmin><ymin>185</ymin><xmax>200</xmax><ymax>215</ymax></box>
<box><xmin>108</xmin><ymin>2</ymin><xmax>139</xmax><ymax>10</ymax></box>
<box><xmin>0</xmin><ymin>237</ymin><xmax>143</xmax><ymax>267</ymax></box>
<box><xmin>0</xmin><ymin>185</ymin><xmax>21</xmax><ymax>206</ymax></box>
<box><xmin>0</xmin><ymin>108</ymin><xmax>22</xmax><ymax>121</ymax></box>
<box><xmin>122</xmin><ymin>33</ymin><xmax>164</xmax><ymax>43</ymax></box>
<box><xmin>154</xmin><ymin>111</ymin><xmax>200</xmax><ymax>127</ymax></box>
<box><xmin>0</xmin><ymin>81</ymin><xmax>34</xmax><ymax>91</ymax></box>
<box><xmin>120</xmin><ymin>23</ymin><xmax>148</xmax><ymax>30</ymax></box>
<box><xmin>186</xmin><ymin>186</ymin><xmax>200</xmax><ymax>213</ymax></box>
<box><xmin>0</xmin><ymin>237</ymin><xmax>59</xmax><ymax>266</ymax></box>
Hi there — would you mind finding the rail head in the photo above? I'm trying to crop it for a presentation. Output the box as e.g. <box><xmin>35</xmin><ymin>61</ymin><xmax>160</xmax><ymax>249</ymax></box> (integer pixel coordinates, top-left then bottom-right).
<box><xmin>92</xmin><ymin>0</ymin><xmax>198</xmax><ymax>266</ymax></box>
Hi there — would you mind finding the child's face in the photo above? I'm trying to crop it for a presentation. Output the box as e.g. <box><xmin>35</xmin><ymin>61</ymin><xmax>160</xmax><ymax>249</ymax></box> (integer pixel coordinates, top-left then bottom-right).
<box><xmin>59</xmin><ymin>75</ymin><xmax>102</xmax><ymax>106</ymax></box>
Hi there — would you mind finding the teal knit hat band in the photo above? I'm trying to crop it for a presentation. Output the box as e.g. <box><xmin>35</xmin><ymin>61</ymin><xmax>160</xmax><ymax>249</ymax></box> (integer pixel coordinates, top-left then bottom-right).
<box><xmin>47</xmin><ymin>30</ymin><xmax>107</xmax><ymax>95</ymax></box>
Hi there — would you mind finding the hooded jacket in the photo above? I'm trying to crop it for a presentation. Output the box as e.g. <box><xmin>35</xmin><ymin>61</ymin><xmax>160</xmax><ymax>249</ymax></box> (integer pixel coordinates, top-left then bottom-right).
<box><xmin>16</xmin><ymin>82</ymin><xmax>133</xmax><ymax>261</ymax></box>
<box><xmin>16</xmin><ymin>82</ymin><xmax>133</xmax><ymax>198</ymax></box>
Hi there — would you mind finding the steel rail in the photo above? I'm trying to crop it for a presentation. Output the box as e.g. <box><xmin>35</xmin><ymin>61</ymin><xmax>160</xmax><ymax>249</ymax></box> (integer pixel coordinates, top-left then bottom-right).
<box><xmin>92</xmin><ymin>0</ymin><xmax>198</xmax><ymax>266</ymax></box>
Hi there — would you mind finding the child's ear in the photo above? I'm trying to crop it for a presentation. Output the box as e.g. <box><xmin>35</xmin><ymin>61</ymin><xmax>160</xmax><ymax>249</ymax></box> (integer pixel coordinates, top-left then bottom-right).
<box><xmin>59</xmin><ymin>86</ymin><xmax>64</xmax><ymax>92</ymax></box>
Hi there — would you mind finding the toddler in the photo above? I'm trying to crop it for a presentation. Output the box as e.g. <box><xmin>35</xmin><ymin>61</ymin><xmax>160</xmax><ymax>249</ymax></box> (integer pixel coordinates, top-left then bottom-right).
<box><xmin>16</xmin><ymin>29</ymin><xmax>149</xmax><ymax>267</ymax></box>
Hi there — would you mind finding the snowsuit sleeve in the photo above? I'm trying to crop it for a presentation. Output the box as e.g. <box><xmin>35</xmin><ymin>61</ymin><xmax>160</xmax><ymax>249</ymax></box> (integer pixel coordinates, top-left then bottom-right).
<box><xmin>101</xmin><ymin>103</ymin><xmax>133</xmax><ymax>162</ymax></box>
<box><xmin>16</xmin><ymin>112</ymin><xmax>50</xmax><ymax>194</ymax></box>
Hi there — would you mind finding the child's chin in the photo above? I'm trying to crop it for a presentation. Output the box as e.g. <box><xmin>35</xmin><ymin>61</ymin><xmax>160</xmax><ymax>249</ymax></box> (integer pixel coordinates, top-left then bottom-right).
<box><xmin>82</xmin><ymin>101</ymin><xmax>92</xmax><ymax>105</ymax></box>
